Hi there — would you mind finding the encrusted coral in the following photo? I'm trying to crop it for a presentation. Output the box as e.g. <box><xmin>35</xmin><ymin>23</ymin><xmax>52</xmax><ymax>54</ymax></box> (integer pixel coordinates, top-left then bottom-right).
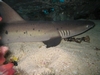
<box><xmin>0</xmin><ymin>46</ymin><xmax>15</xmax><ymax>75</ymax></box>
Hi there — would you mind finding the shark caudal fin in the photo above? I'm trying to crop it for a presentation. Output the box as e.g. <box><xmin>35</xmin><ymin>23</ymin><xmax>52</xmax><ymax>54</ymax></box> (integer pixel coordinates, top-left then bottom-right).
<box><xmin>0</xmin><ymin>0</ymin><xmax>24</xmax><ymax>23</ymax></box>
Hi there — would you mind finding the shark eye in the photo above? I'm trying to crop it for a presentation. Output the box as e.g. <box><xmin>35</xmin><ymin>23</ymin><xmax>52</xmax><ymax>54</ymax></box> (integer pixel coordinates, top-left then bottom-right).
<box><xmin>86</xmin><ymin>25</ymin><xmax>89</xmax><ymax>28</ymax></box>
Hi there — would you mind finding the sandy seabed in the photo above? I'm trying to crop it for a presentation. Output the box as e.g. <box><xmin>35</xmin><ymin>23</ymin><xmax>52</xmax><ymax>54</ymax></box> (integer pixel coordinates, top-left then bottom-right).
<box><xmin>6</xmin><ymin>20</ymin><xmax>100</xmax><ymax>75</ymax></box>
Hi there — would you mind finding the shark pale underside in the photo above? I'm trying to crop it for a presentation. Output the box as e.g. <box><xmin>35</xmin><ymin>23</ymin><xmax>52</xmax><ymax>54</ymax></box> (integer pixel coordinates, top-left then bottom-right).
<box><xmin>0</xmin><ymin>0</ymin><xmax>95</xmax><ymax>47</ymax></box>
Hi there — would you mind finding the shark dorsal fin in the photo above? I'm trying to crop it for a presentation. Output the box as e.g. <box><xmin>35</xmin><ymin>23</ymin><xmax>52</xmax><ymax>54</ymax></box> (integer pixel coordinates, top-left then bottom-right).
<box><xmin>0</xmin><ymin>0</ymin><xmax>24</xmax><ymax>23</ymax></box>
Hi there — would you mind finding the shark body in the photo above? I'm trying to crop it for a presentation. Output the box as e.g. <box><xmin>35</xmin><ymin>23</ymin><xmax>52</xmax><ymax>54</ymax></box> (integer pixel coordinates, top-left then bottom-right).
<box><xmin>0</xmin><ymin>1</ymin><xmax>95</xmax><ymax>47</ymax></box>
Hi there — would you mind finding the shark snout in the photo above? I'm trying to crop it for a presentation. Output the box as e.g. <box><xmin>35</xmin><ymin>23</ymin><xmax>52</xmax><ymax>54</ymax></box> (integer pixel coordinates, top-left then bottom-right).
<box><xmin>85</xmin><ymin>21</ymin><xmax>95</xmax><ymax>29</ymax></box>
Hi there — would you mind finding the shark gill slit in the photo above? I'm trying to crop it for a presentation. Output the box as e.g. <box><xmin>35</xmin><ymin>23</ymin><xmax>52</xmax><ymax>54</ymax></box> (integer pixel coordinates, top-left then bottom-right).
<box><xmin>63</xmin><ymin>30</ymin><xmax>67</xmax><ymax>36</ymax></box>
<box><xmin>67</xmin><ymin>30</ymin><xmax>70</xmax><ymax>36</ymax></box>
<box><xmin>58</xmin><ymin>30</ymin><xmax>70</xmax><ymax>38</ymax></box>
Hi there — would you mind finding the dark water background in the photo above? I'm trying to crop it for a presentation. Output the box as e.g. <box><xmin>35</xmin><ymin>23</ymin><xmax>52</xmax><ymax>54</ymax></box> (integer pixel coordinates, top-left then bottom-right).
<box><xmin>3</xmin><ymin>0</ymin><xmax>100</xmax><ymax>21</ymax></box>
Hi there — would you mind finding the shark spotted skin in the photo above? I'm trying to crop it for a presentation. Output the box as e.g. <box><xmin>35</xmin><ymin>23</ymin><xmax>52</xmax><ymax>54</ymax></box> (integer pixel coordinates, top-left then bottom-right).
<box><xmin>0</xmin><ymin>0</ymin><xmax>95</xmax><ymax>47</ymax></box>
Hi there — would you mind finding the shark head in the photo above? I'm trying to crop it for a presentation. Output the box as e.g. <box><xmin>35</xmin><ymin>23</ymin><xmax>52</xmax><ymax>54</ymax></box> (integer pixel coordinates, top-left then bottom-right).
<box><xmin>67</xmin><ymin>20</ymin><xmax>95</xmax><ymax>37</ymax></box>
<box><xmin>81</xmin><ymin>21</ymin><xmax>95</xmax><ymax>30</ymax></box>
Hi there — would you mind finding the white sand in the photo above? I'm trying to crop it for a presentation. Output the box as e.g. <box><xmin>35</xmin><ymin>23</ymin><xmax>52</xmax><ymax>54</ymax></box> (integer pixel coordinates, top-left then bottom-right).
<box><xmin>6</xmin><ymin>20</ymin><xmax>100</xmax><ymax>75</ymax></box>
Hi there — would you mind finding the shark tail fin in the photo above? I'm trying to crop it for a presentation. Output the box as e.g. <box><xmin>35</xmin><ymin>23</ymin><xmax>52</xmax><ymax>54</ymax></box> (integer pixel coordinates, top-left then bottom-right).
<box><xmin>0</xmin><ymin>0</ymin><xmax>25</xmax><ymax>23</ymax></box>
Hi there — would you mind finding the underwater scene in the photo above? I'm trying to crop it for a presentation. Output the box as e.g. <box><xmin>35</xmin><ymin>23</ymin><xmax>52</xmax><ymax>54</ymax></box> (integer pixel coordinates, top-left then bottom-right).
<box><xmin>0</xmin><ymin>0</ymin><xmax>100</xmax><ymax>75</ymax></box>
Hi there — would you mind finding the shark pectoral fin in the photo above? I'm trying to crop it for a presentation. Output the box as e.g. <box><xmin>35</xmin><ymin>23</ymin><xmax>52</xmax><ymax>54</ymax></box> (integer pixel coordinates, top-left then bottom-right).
<box><xmin>43</xmin><ymin>37</ymin><xmax>61</xmax><ymax>48</ymax></box>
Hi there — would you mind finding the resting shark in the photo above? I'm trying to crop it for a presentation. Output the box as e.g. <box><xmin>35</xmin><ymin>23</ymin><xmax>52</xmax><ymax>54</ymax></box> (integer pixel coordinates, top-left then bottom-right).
<box><xmin>0</xmin><ymin>0</ymin><xmax>95</xmax><ymax>47</ymax></box>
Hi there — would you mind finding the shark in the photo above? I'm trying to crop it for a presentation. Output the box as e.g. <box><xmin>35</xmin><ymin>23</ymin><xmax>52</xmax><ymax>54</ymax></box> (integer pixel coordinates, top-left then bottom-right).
<box><xmin>0</xmin><ymin>0</ymin><xmax>95</xmax><ymax>47</ymax></box>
